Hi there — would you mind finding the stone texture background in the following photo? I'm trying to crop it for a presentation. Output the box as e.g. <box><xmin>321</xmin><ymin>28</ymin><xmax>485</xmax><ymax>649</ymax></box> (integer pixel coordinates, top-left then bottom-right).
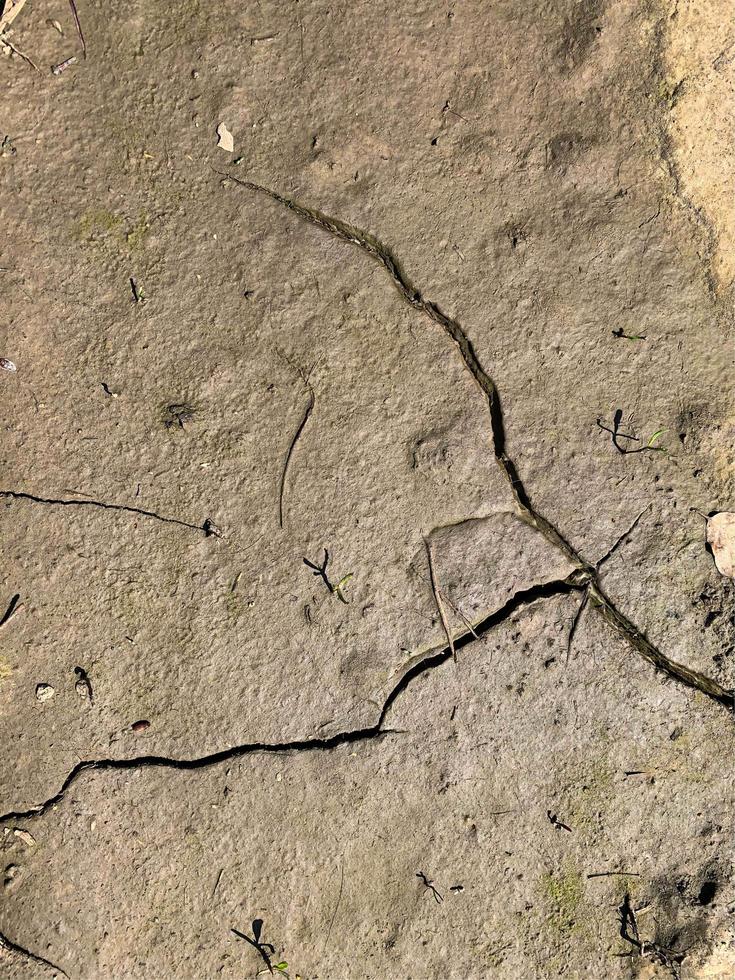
<box><xmin>0</xmin><ymin>1</ymin><xmax>733</xmax><ymax>977</ymax></box>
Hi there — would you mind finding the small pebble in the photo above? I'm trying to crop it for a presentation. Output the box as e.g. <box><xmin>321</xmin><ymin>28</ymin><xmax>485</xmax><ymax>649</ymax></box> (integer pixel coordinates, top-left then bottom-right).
<box><xmin>0</xmin><ymin>357</ymin><xmax>16</xmax><ymax>373</ymax></box>
<box><xmin>131</xmin><ymin>719</ymin><xmax>150</xmax><ymax>733</ymax></box>
<box><xmin>35</xmin><ymin>683</ymin><xmax>55</xmax><ymax>702</ymax></box>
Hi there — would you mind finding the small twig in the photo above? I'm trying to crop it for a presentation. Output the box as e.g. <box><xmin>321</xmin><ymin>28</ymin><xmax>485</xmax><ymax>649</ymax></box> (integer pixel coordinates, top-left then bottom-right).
<box><xmin>441</xmin><ymin>589</ymin><xmax>478</xmax><ymax>638</ymax></box>
<box><xmin>249</xmin><ymin>32</ymin><xmax>279</xmax><ymax>44</ymax></box>
<box><xmin>68</xmin><ymin>0</ymin><xmax>86</xmax><ymax>58</ymax></box>
<box><xmin>0</xmin><ymin>593</ymin><xmax>22</xmax><ymax>628</ymax></box>
<box><xmin>547</xmin><ymin>810</ymin><xmax>572</xmax><ymax>832</ymax></box>
<box><xmin>566</xmin><ymin>587</ymin><xmax>589</xmax><ymax>663</ymax></box>
<box><xmin>303</xmin><ymin>549</ymin><xmax>353</xmax><ymax>603</ymax></box>
<box><xmin>416</xmin><ymin>871</ymin><xmax>443</xmax><ymax>904</ymax></box>
<box><xmin>618</xmin><ymin>892</ymin><xmax>641</xmax><ymax>951</ymax></box>
<box><xmin>211</xmin><ymin>867</ymin><xmax>223</xmax><ymax>898</ymax></box>
<box><xmin>588</xmin><ymin>871</ymin><xmax>640</xmax><ymax>879</ymax></box>
<box><xmin>424</xmin><ymin>535</ymin><xmax>455</xmax><ymax>661</ymax></box>
<box><xmin>0</xmin><ymin>0</ymin><xmax>28</xmax><ymax>33</ymax></box>
<box><xmin>304</xmin><ymin>549</ymin><xmax>334</xmax><ymax>592</ymax></box>
<box><xmin>278</xmin><ymin>366</ymin><xmax>315</xmax><ymax>529</ymax></box>
<box><xmin>322</xmin><ymin>860</ymin><xmax>344</xmax><ymax>957</ymax></box>
<box><xmin>597</xmin><ymin>410</ymin><xmax>665</xmax><ymax>455</ymax></box>
<box><xmin>129</xmin><ymin>277</ymin><xmax>142</xmax><ymax>303</ymax></box>
<box><xmin>0</xmin><ymin>35</ymin><xmax>41</xmax><ymax>73</ymax></box>
<box><xmin>232</xmin><ymin>921</ymin><xmax>276</xmax><ymax>975</ymax></box>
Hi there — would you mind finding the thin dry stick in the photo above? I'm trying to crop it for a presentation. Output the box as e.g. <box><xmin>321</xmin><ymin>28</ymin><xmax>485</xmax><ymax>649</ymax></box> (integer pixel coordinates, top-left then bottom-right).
<box><xmin>424</xmin><ymin>535</ymin><xmax>455</xmax><ymax>661</ymax></box>
<box><xmin>441</xmin><ymin>589</ymin><xmax>479</xmax><ymax>638</ymax></box>
<box><xmin>0</xmin><ymin>0</ymin><xmax>27</xmax><ymax>32</ymax></box>
<box><xmin>278</xmin><ymin>368</ymin><xmax>315</xmax><ymax>529</ymax></box>
<box><xmin>68</xmin><ymin>0</ymin><xmax>85</xmax><ymax>57</ymax></box>
<box><xmin>0</xmin><ymin>35</ymin><xmax>40</xmax><ymax>72</ymax></box>
<box><xmin>0</xmin><ymin>593</ymin><xmax>22</xmax><ymax>629</ymax></box>
<box><xmin>566</xmin><ymin>587</ymin><xmax>590</xmax><ymax>663</ymax></box>
<box><xmin>322</xmin><ymin>860</ymin><xmax>345</xmax><ymax>957</ymax></box>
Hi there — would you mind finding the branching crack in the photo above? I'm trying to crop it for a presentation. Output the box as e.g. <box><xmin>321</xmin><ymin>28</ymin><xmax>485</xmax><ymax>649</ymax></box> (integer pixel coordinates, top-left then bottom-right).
<box><xmin>0</xmin><ymin>579</ymin><xmax>578</xmax><ymax>825</ymax></box>
<box><xmin>0</xmin><ymin>489</ymin><xmax>215</xmax><ymax>536</ymax></box>
<box><xmin>223</xmin><ymin>174</ymin><xmax>733</xmax><ymax>714</ymax></box>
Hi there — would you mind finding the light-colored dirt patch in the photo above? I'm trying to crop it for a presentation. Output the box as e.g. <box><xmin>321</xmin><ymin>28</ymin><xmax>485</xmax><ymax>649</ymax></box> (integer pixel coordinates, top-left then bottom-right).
<box><xmin>665</xmin><ymin>0</ymin><xmax>735</xmax><ymax>293</ymax></box>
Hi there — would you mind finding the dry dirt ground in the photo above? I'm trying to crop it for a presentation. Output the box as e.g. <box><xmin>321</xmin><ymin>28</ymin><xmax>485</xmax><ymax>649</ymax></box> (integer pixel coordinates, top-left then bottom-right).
<box><xmin>1</xmin><ymin>1</ymin><xmax>734</xmax><ymax>978</ymax></box>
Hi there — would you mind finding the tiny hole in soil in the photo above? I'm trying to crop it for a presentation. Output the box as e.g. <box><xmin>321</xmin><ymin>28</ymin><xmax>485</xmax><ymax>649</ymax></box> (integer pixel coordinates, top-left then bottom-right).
<box><xmin>698</xmin><ymin>880</ymin><xmax>717</xmax><ymax>905</ymax></box>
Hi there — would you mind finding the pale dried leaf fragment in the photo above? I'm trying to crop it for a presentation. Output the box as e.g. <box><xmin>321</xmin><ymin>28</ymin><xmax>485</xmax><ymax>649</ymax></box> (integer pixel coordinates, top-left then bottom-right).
<box><xmin>13</xmin><ymin>828</ymin><xmax>36</xmax><ymax>847</ymax></box>
<box><xmin>0</xmin><ymin>0</ymin><xmax>27</xmax><ymax>34</ymax></box>
<box><xmin>216</xmin><ymin>122</ymin><xmax>234</xmax><ymax>153</ymax></box>
<box><xmin>707</xmin><ymin>512</ymin><xmax>735</xmax><ymax>578</ymax></box>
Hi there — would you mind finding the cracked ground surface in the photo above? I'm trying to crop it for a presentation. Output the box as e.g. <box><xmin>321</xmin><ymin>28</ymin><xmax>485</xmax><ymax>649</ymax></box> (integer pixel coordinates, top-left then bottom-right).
<box><xmin>1</xmin><ymin>0</ymin><xmax>734</xmax><ymax>977</ymax></box>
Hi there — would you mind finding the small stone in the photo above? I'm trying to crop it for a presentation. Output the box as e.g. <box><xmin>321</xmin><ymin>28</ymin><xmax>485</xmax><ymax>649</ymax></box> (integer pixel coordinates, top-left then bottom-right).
<box><xmin>35</xmin><ymin>683</ymin><xmax>55</xmax><ymax>702</ymax></box>
<box><xmin>131</xmin><ymin>719</ymin><xmax>150</xmax><ymax>733</ymax></box>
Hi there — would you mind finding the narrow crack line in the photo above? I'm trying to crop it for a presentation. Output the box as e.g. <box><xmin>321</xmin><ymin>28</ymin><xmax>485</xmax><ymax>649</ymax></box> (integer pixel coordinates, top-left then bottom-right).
<box><xmin>0</xmin><ymin>579</ymin><xmax>578</xmax><ymax>825</ymax></box>
<box><xmin>222</xmin><ymin>173</ymin><xmax>587</xmax><ymax>572</ymax></box>
<box><xmin>596</xmin><ymin>506</ymin><xmax>651</xmax><ymax>570</ymax></box>
<box><xmin>0</xmin><ymin>929</ymin><xmax>69</xmax><ymax>978</ymax></box>
<box><xmin>590</xmin><ymin>582</ymin><xmax>733</xmax><ymax>708</ymax></box>
<box><xmin>223</xmin><ymin>175</ymin><xmax>733</xmax><ymax>713</ymax></box>
<box><xmin>0</xmin><ymin>489</ymin><xmax>212</xmax><ymax>535</ymax></box>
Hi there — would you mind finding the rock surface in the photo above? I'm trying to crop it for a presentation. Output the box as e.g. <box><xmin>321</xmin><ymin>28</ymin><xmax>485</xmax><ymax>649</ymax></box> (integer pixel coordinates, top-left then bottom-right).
<box><xmin>0</xmin><ymin>1</ymin><xmax>733</xmax><ymax>977</ymax></box>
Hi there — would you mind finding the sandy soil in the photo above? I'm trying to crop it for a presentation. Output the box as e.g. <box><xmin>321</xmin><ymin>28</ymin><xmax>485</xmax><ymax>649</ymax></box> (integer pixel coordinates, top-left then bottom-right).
<box><xmin>0</xmin><ymin>1</ymin><xmax>734</xmax><ymax>977</ymax></box>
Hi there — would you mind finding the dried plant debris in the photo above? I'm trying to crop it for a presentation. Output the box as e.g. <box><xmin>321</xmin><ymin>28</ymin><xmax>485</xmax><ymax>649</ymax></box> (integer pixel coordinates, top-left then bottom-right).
<box><xmin>0</xmin><ymin>0</ymin><xmax>27</xmax><ymax>34</ymax></box>
<box><xmin>706</xmin><ymin>512</ymin><xmax>735</xmax><ymax>579</ymax></box>
<box><xmin>216</xmin><ymin>122</ymin><xmax>234</xmax><ymax>152</ymax></box>
<box><xmin>162</xmin><ymin>402</ymin><xmax>196</xmax><ymax>429</ymax></box>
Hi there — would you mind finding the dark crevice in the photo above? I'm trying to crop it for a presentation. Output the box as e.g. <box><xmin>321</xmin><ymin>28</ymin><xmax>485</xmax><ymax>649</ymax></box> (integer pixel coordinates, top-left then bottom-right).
<box><xmin>0</xmin><ymin>489</ymin><xmax>215</xmax><ymax>536</ymax></box>
<box><xmin>0</xmin><ymin>929</ymin><xmax>69</xmax><ymax>977</ymax></box>
<box><xmin>0</xmin><ymin>579</ymin><xmax>578</xmax><ymax>825</ymax></box>
<box><xmin>223</xmin><ymin>175</ymin><xmax>733</xmax><ymax>713</ymax></box>
<box><xmin>595</xmin><ymin>507</ymin><xmax>650</xmax><ymax>570</ymax></box>
<box><xmin>222</xmin><ymin>173</ymin><xmax>585</xmax><ymax>572</ymax></box>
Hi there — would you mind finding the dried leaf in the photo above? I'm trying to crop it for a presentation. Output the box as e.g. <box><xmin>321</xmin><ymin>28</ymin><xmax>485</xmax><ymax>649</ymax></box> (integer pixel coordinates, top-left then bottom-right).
<box><xmin>216</xmin><ymin>122</ymin><xmax>234</xmax><ymax>153</ymax></box>
<box><xmin>13</xmin><ymin>828</ymin><xmax>36</xmax><ymax>847</ymax></box>
<box><xmin>706</xmin><ymin>512</ymin><xmax>735</xmax><ymax>579</ymax></box>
